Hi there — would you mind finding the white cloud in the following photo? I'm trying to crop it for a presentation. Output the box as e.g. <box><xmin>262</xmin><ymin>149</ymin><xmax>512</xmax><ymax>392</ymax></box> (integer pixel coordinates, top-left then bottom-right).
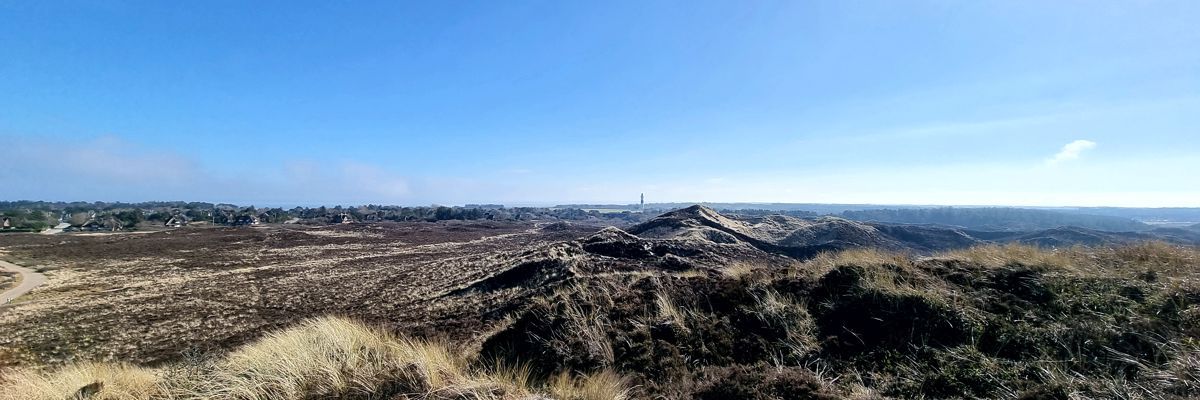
<box><xmin>1046</xmin><ymin>139</ymin><xmax>1097</xmax><ymax>165</ymax></box>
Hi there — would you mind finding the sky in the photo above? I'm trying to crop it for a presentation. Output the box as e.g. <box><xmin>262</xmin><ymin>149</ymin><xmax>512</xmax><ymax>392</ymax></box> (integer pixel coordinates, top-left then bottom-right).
<box><xmin>2</xmin><ymin>1</ymin><xmax>1198</xmax><ymax>207</ymax></box>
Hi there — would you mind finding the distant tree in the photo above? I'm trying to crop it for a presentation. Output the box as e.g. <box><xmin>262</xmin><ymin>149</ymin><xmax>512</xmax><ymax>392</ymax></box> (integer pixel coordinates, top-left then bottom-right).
<box><xmin>146</xmin><ymin>211</ymin><xmax>171</xmax><ymax>222</ymax></box>
<box><xmin>113</xmin><ymin>211</ymin><xmax>144</xmax><ymax>228</ymax></box>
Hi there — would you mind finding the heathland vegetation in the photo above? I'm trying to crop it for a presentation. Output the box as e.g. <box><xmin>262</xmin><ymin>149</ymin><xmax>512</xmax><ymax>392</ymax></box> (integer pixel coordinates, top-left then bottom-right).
<box><xmin>4</xmin><ymin>242</ymin><xmax>1198</xmax><ymax>398</ymax></box>
<box><xmin>0</xmin><ymin>205</ymin><xmax>1195</xmax><ymax>396</ymax></box>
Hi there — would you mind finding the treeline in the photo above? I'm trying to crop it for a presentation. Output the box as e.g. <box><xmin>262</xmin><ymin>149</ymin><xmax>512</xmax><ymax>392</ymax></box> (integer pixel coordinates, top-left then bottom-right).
<box><xmin>724</xmin><ymin>209</ymin><xmax>818</xmax><ymax>218</ymax></box>
<box><xmin>0</xmin><ymin>201</ymin><xmax>223</xmax><ymax>212</ymax></box>
<box><xmin>1</xmin><ymin>208</ymin><xmax>53</xmax><ymax>231</ymax></box>
<box><xmin>0</xmin><ymin>201</ymin><xmax>648</xmax><ymax>230</ymax></box>
<box><xmin>285</xmin><ymin>205</ymin><xmax>644</xmax><ymax>223</ymax></box>
<box><xmin>841</xmin><ymin>207</ymin><xmax>1151</xmax><ymax>232</ymax></box>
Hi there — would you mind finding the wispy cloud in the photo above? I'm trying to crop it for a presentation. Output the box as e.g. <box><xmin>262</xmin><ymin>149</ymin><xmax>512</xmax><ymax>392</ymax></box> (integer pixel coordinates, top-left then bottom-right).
<box><xmin>3</xmin><ymin>135</ymin><xmax>203</xmax><ymax>183</ymax></box>
<box><xmin>1046</xmin><ymin>139</ymin><xmax>1097</xmax><ymax>165</ymax></box>
<box><xmin>2</xmin><ymin>134</ymin><xmax>539</xmax><ymax>206</ymax></box>
<box><xmin>272</xmin><ymin>160</ymin><xmax>413</xmax><ymax>204</ymax></box>
<box><xmin>2</xmin><ymin>134</ymin><xmax>418</xmax><ymax>205</ymax></box>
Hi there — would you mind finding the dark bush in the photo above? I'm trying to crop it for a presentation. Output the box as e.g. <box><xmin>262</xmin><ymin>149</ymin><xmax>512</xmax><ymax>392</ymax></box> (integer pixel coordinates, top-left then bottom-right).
<box><xmin>812</xmin><ymin>265</ymin><xmax>973</xmax><ymax>354</ymax></box>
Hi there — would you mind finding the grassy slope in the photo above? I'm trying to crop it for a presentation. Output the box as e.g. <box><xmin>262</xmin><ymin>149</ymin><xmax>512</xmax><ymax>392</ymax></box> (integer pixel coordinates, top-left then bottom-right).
<box><xmin>480</xmin><ymin>243</ymin><xmax>1200</xmax><ymax>399</ymax></box>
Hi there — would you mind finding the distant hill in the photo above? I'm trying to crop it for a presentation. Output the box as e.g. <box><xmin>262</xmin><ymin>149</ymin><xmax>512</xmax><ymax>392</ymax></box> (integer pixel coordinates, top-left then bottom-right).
<box><xmin>841</xmin><ymin>207</ymin><xmax>1149</xmax><ymax>232</ymax></box>
<box><xmin>622</xmin><ymin>205</ymin><xmax>1197</xmax><ymax>257</ymax></box>
<box><xmin>626</xmin><ymin>205</ymin><xmax>979</xmax><ymax>255</ymax></box>
<box><xmin>1047</xmin><ymin>207</ymin><xmax>1200</xmax><ymax>224</ymax></box>
<box><xmin>1147</xmin><ymin>227</ymin><xmax>1200</xmax><ymax>243</ymax></box>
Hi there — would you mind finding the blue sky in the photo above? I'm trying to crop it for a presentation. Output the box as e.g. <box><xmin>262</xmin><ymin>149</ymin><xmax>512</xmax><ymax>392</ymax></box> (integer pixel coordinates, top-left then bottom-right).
<box><xmin>2</xmin><ymin>1</ymin><xmax>1197</xmax><ymax>207</ymax></box>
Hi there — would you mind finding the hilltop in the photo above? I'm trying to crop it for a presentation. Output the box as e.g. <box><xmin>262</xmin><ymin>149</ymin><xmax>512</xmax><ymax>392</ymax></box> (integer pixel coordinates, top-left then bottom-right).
<box><xmin>631</xmin><ymin>205</ymin><xmax>1199</xmax><ymax>252</ymax></box>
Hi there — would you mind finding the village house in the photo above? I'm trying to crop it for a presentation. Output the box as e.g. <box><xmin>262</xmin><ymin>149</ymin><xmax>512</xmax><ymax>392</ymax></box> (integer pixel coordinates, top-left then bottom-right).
<box><xmin>78</xmin><ymin>217</ymin><xmax>120</xmax><ymax>232</ymax></box>
<box><xmin>164</xmin><ymin>214</ymin><xmax>189</xmax><ymax>228</ymax></box>
<box><xmin>232</xmin><ymin>215</ymin><xmax>260</xmax><ymax>226</ymax></box>
<box><xmin>333</xmin><ymin>213</ymin><xmax>355</xmax><ymax>224</ymax></box>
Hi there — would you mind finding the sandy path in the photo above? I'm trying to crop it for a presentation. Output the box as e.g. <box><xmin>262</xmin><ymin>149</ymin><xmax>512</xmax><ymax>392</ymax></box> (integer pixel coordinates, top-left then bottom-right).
<box><xmin>0</xmin><ymin>260</ymin><xmax>46</xmax><ymax>304</ymax></box>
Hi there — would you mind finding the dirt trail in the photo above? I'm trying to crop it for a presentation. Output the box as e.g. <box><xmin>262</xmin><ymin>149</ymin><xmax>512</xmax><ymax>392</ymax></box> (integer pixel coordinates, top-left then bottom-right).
<box><xmin>0</xmin><ymin>260</ymin><xmax>45</xmax><ymax>304</ymax></box>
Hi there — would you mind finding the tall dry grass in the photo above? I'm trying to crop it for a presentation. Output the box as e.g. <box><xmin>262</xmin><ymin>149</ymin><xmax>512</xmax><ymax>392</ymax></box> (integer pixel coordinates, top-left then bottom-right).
<box><xmin>750</xmin><ymin>287</ymin><xmax>817</xmax><ymax>357</ymax></box>
<box><xmin>0</xmin><ymin>362</ymin><xmax>161</xmax><ymax>400</ymax></box>
<box><xmin>196</xmin><ymin>316</ymin><xmax>481</xmax><ymax>399</ymax></box>
<box><xmin>542</xmin><ymin>283</ymin><xmax>617</xmax><ymax>368</ymax></box>
<box><xmin>720</xmin><ymin>261</ymin><xmax>762</xmax><ymax>279</ymax></box>
<box><xmin>0</xmin><ymin>316</ymin><xmax>630</xmax><ymax>400</ymax></box>
<box><xmin>547</xmin><ymin>371</ymin><xmax>631</xmax><ymax>400</ymax></box>
<box><xmin>936</xmin><ymin>243</ymin><xmax>1076</xmax><ymax>270</ymax></box>
<box><xmin>796</xmin><ymin>247</ymin><xmax>912</xmax><ymax>277</ymax></box>
<box><xmin>654</xmin><ymin>291</ymin><xmax>687</xmax><ymax>328</ymax></box>
<box><xmin>1106</xmin><ymin>241</ymin><xmax>1200</xmax><ymax>277</ymax></box>
<box><xmin>938</xmin><ymin>241</ymin><xmax>1200</xmax><ymax>279</ymax></box>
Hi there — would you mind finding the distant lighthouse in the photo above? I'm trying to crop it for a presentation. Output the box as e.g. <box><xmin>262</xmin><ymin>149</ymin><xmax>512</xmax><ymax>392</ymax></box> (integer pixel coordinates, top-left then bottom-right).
<box><xmin>640</xmin><ymin>193</ymin><xmax>645</xmax><ymax>213</ymax></box>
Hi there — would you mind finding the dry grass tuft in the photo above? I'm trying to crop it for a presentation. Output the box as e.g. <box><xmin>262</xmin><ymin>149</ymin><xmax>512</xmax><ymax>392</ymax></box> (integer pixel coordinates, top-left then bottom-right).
<box><xmin>0</xmin><ymin>362</ymin><xmax>161</xmax><ymax>400</ymax></box>
<box><xmin>547</xmin><ymin>284</ymin><xmax>617</xmax><ymax>367</ymax></box>
<box><xmin>1149</xmin><ymin>339</ymin><xmax>1200</xmax><ymax>394</ymax></box>
<box><xmin>654</xmin><ymin>291</ymin><xmax>688</xmax><ymax>328</ymax></box>
<box><xmin>750</xmin><ymin>287</ymin><xmax>817</xmax><ymax>357</ymax></box>
<box><xmin>1107</xmin><ymin>241</ymin><xmax>1200</xmax><ymax>276</ymax></box>
<box><xmin>936</xmin><ymin>243</ymin><xmax>1074</xmax><ymax>270</ymax></box>
<box><xmin>547</xmin><ymin>371</ymin><xmax>631</xmax><ymax>400</ymax></box>
<box><xmin>195</xmin><ymin>316</ymin><xmax>547</xmax><ymax>399</ymax></box>
<box><xmin>671</xmin><ymin>269</ymin><xmax>709</xmax><ymax>279</ymax></box>
<box><xmin>797</xmin><ymin>247</ymin><xmax>911</xmax><ymax>277</ymax></box>
<box><xmin>751</xmin><ymin>287</ymin><xmax>804</xmax><ymax>324</ymax></box>
<box><xmin>200</xmin><ymin>316</ymin><xmax>429</xmax><ymax>398</ymax></box>
<box><xmin>721</xmin><ymin>261</ymin><xmax>762</xmax><ymax>279</ymax></box>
